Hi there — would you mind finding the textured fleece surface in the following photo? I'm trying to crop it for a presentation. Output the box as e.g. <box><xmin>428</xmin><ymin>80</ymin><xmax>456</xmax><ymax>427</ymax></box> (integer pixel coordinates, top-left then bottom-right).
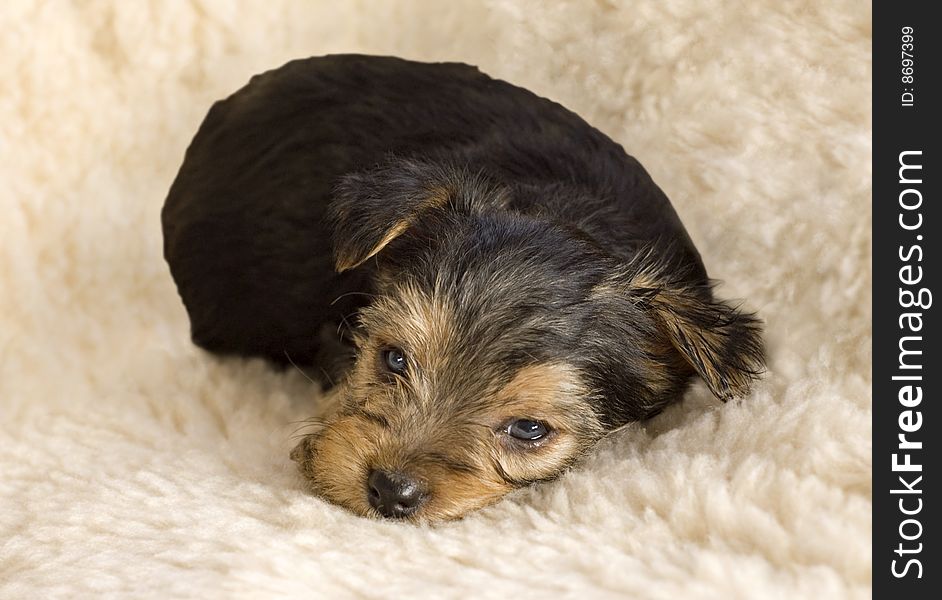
<box><xmin>0</xmin><ymin>1</ymin><xmax>871</xmax><ymax>598</ymax></box>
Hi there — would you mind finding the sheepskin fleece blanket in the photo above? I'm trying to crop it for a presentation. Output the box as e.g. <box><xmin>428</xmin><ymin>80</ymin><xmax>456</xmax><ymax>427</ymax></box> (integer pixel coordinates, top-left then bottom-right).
<box><xmin>0</xmin><ymin>1</ymin><xmax>871</xmax><ymax>598</ymax></box>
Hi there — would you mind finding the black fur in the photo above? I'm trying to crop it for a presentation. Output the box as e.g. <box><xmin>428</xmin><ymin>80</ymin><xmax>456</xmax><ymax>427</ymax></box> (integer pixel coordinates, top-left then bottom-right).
<box><xmin>162</xmin><ymin>55</ymin><xmax>764</xmax><ymax>425</ymax></box>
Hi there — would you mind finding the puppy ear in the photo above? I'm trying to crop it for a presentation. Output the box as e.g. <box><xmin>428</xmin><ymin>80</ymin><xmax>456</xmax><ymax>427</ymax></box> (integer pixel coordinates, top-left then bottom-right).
<box><xmin>327</xmin><ymin>159</ymin><xmax>455</xmax><ymax>272</ymax></box>
<box><xmin>626</xmin><ymin>261</ymin><xmax>765</xmax><ymax>401</ymax></box>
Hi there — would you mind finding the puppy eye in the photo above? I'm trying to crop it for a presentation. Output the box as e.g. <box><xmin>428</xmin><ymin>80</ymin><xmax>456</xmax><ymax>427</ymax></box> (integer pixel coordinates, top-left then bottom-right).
<box><xmin>507</xmin><ymin>419</ymin><xmax>549</xmax><ymax>441</ymax></box>
<box><xmin>381</xmin><ymin>347</ymin><xmax>407</xmax><ymax>375</ymax></box>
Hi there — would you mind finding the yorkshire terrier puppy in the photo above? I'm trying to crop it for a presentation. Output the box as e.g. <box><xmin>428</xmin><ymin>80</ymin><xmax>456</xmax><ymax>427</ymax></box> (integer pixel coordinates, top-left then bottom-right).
<box><xmin>162</xmin><ymin>55</ymin><xmax>764</xmax><ymax>521</ymax></box>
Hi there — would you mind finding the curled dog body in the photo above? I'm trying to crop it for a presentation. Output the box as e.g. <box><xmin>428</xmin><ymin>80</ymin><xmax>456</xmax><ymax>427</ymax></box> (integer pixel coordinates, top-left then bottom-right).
<box><xmin>163</xmin><ymin>55</ymin><xmax>765</xmax><ymax>521</ymax></box>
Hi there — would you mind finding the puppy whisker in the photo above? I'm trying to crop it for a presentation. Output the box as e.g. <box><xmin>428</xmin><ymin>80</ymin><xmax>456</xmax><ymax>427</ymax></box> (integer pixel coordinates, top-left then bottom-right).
<box><xmin>330</xmin><ymin>291</ymin><xmax>377</xmax><ymax>306</ymax></box>
<box><xmin>288</xmin><ymin>417</ymin><xmax>332</xmax><ymax>426</ymax></box>
<box><xmin>283</xmin><ymin>349</ymin><xmax>318</xmax><ymax>386</ymax></box>
<box><xmin>289</xmin><ymin>422</ymin><xmax>329</xmax><ymax>438</ymax></box>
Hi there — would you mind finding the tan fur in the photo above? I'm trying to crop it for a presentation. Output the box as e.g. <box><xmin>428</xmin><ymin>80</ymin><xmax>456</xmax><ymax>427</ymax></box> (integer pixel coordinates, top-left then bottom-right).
<box><xmin>648</xmin><ymin>289</ymin><xmax>758</xmax><ymax>399</ymax></box>
<box><xmin>491</xmin><ymin>364</ymin><xmax>603</xmax><ymax>481</ymax></box>
<box><xmin>335</xmin><ymin>186</ymin><xmax>453</xmax><ymax>272</ymax></box>
<box><xmin>336</xmin><ymin>220</ymin><xmax>411</xmax><ymax>272</ymax></box>
<box><xmin>593</xmin><ymin>262</ymin><xmax>763</xmax><ymax>401</ymax></box>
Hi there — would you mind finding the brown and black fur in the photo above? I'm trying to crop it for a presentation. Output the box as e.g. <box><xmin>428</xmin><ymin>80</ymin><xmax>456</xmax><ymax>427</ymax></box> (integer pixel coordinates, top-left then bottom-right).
<box><xmin>162</xmin><ymin>55</ymin><xmax>765</xmax><ymax>521</ymax></box>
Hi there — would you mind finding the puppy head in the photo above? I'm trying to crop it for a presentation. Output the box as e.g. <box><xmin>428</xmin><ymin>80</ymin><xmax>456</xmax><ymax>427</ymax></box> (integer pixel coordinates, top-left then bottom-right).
<box><xmin>292</xmin><ymin>159</ymin><xmax>764</xmax><ymax>521</ymax></box>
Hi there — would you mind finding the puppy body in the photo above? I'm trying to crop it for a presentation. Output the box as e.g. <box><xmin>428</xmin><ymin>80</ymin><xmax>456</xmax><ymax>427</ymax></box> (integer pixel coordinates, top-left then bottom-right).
<box><xmin>163</xmin><ymin>55</ymin><xmax>764</xmax><ymax>520</ymax></box>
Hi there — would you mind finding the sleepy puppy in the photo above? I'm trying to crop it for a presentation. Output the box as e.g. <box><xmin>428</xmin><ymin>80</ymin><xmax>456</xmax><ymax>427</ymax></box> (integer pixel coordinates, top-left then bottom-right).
<box><xmin>162</xmin><ymin>55</ymin><xmax>764</xmax><ymax>521</ymax></box>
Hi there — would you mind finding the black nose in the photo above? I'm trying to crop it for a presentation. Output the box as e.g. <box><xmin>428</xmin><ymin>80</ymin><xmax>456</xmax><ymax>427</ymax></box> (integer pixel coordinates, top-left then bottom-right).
<box><xmin>367</xmin><ymin>470</ymin><xmax>427</xmax><ymax>518</ymax></box>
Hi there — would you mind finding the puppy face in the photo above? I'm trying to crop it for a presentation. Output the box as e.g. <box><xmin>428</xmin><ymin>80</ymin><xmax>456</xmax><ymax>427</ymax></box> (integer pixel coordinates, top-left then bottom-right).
<box><xmin>292</xmin><ymin>282</ymin><xmax>604</xmax><ymax>520</ymax></box>
<box><xmin>293</xmin><ymin>233</ymin><xmax>610</xmax><ymax>520</ymax></box>
<box><xmin>291</xmin><ymin>159</ymin><xmax>764</xmax><ymax>521</ymax></box>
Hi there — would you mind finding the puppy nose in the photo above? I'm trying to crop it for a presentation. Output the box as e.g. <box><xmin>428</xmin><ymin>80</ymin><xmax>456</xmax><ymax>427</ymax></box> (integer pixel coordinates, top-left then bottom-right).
<box><xmin>367</xmin><ymin>469</ymin><xmax>427</xmax><ymax>518</ymax></box>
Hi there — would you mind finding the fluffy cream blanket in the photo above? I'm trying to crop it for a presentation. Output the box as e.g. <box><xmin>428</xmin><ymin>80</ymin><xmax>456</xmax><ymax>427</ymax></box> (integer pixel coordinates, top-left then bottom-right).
<box><xmin>0</xmin><ymin>1</ymin><xmax>871</xmax><ymax>597</ymax></box>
